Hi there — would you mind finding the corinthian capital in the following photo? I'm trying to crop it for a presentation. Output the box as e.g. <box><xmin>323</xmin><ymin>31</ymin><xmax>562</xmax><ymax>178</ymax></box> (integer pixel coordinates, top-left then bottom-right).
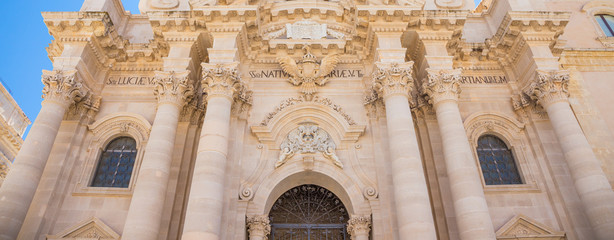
<box><xmin>526</xmin><ymin>70</ymin><xmax>570</xmax><ymax>107</ymax></box>
<box><xmin>202</xmin><ymin>63</ymin><xmax>252</xmax><ymax>104</ymax></box>
<box><xmin>366</xmin><ymin>62</ymin><xmax>415</xmax><ymax>104</ymax></box>
<box><xmin>246</xmin><ymin>215</ymin><xmax>271</xmax><ymax>238</ymax></box>
<box><xmin>153</xmin><ymin>71</ymin><xmax>194</xmax><ymax>107</ymax></box>
<box><xmin>41</xmin><ymin>70</ymin><xmax>87</xmax><ymax>107</ymax></box>
<box><xmin>421</xmin><ymin>68</ymin><xmax>462</xmax><ymax>105</ymax></box>
<box><xmin>347</xmin><ymin>215</ymin><xmax>371</xmax><ymax>237</ymax></box>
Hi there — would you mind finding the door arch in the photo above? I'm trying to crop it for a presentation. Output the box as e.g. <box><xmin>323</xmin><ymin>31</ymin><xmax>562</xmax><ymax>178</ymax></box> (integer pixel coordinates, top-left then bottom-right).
<box><xmin>268</xmin><ymin>184</ymin><xmax>349</xmax><ymax>240</ymax></box>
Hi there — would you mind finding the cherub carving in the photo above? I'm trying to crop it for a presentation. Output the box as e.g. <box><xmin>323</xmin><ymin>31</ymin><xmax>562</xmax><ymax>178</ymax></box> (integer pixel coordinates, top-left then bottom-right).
<box><xmin>276</xmin><ymin>124</ymin><xmax>343</xmax><ymax>168</ymax></box>
<box><xmin>277</xmin><ymin>46</ymin><xmax>339</xmax><ymax>100</ymax></box>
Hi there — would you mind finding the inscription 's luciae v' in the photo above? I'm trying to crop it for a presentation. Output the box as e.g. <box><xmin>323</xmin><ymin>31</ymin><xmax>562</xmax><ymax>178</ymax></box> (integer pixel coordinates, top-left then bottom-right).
<box><xmin>277</xmin><ymin>46</ymin><xmax>339</xmax><ymax>100</ymax></box>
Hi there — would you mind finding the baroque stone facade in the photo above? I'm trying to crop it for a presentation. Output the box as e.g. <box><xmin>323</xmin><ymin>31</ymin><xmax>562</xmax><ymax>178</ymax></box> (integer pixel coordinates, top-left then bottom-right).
<box><xmin>0</xmin><ymin>82</ymin><xmax>30</xmax><ymax>186</ymax></box>
<box><xmin>1</xmin><ymin>0</ymin><xmax>614</xmax><ymax>239</ymax></box>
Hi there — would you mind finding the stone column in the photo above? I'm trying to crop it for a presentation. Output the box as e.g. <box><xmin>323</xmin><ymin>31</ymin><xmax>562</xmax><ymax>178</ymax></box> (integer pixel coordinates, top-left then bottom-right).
<box><xmin>122</xmin><ymin>71</ymin><xmax>194</xmax><ymax>240</ymax></box>
<box><xmin>182</xmin><ymin>63</ymin><xmax>250</xmax><ymax>240</ymax></box>
<box><xmin>526</xmin><ymin>70</ymin><xmax>614</xmax><ymax>240</ymax></box>
<box><xmin>347</xmin><ymin>215</ymin><xmax>371</xmax><ymax>240</ymax></box>
<box><xmin>422</xmin><ymin>68</ymin><xmax>496</xmax><ymax>240</ymax></box>
<box><xmin>367</xmin><ymin>62</ymin><xmax>437</xmax><ymax>239</ymax></box>
<box><xmin>246</xmin><ymin>215</ymin><xmax>271</xmax><ymax>240</ymax></box>
<box><xmin>0</xmin><ymin>70</ymin><xmax>86</xmax><ymax>240</ymax></box>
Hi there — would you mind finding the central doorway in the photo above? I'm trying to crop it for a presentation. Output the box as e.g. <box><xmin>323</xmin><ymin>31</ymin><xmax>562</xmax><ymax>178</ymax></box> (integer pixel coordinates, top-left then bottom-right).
<box><xmin>269</xmin><ymin>184</ymin><xmax>349</xmax><ymax>240</ymax></box>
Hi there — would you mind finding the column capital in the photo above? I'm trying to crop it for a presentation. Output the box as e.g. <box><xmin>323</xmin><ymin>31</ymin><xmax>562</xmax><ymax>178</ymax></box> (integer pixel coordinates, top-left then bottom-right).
<box><xmin>347</xmin><ymin>215</ymin><xmax>371</xmax><ymax>237</ymax></box>
<box><xmin>525</xmin><ymin>69</ymin><xmax>570</xmax><ymax>107</ymax></box>
<box><xmin>41</xmin><ymin>70</ymin><xmax>87</xmax><ymax>107</ymax></box>
<box><xmin>201</xmin><ymin>62</ymin><xmax>252</xmax><ymax>104</ymax></box>
<box><xmin>246</xmin><ymin>215</ymin><xmax>271</xmax><ymax>238</ymax></box>
<box><xmin>421</xmin><ymin>68</ymin><xmax>462</xmax><ymax>105</ymax></box>
<box><xmin>366</xmin><ymin>62</ymin><xmax>415</xmax><ymax>103</ymax></box>
<box><xmin>153</xmin><ymin>70</ymin><xmax>195</xmax><ymax>107</ymax></box>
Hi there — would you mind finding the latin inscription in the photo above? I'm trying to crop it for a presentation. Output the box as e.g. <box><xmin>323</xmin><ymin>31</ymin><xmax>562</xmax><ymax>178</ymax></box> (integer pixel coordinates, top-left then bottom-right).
<box><xmin>460</xmin><ymin>75</ymin><xmax>508</xmax><ymax>84</ymax></box>
<box><xmin>249</xmin><ymin>69</ymin><xmax>364</xmax><ymax>79</ymax></box>
<box><xmin>106</xmin><ymin>76</ymin><xmax>155</xmax><ymax>86</ymax></box>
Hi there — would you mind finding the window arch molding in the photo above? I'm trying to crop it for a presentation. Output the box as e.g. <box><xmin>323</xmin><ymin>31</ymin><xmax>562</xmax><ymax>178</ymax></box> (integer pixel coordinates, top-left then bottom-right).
<box><xmin>583</xmin><ymin>0</ymin><xmax>614</xmax><ymax>47</ymax></box>
<box><xmin>74</xmin><ymin>112</ymin><xmax>152</xmax><ymax>196</ymax></box>
<box><xmin>464</xmin><ymin>112</ymin><xmax>539</xmax><ymax>192</ymax></box>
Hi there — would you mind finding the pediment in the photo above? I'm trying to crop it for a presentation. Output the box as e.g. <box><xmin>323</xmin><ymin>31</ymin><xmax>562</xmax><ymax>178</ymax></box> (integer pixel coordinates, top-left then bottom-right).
<box><xmin>47</xmin><ymin>217</ymin><xmax>120</xmax><ymax>240</ymax></box>
<box><xmin>496</xmin><ymin>215</ymin><xmax>565</xmax><ymax>240</ymax></box>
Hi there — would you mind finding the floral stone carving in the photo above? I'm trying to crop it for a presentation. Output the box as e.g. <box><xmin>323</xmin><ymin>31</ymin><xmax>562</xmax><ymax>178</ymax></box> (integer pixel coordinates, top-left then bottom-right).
<box><xmin>277</xmin><ymin>124</ymin><xmax>343</xmax><ymax>169</ymax></box>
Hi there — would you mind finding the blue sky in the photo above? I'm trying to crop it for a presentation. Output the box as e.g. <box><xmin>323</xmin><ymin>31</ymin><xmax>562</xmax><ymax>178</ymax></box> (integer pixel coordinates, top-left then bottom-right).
<box><xmin>0</xmin><ymin>0</ymin><xmax>481</xmax><ymax>138</ymax></box>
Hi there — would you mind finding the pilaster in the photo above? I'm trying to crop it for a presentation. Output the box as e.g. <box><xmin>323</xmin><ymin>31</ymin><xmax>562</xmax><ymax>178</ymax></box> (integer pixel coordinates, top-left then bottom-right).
<box><xmin>347</xmin><ymin>215</ymin><xmax>371</xmax><ymax>240</ymax></box>
<box><xmin>246</xmin><ymin>215</ymin><xmax>270</xmax><ymax>240</ymax></box>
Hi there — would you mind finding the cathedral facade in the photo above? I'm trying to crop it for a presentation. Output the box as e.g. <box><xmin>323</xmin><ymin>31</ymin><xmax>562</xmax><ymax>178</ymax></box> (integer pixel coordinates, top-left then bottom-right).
<box><xmin>1</xmin><ymin>0</ymin><xmax>614</xmax><ymax>239</ymax></box>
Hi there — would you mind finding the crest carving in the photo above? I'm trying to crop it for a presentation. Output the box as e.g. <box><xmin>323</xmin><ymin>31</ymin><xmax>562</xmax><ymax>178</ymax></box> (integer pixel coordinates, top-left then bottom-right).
<box><xmin>277</xmin><ymin>46</ymin><xmax>339</xmax><ymax>99</ymax></box>
<box><xmin>277</xmin><ymin>124</ymin><xmax>342</xmax><ymax>169</ymax></box>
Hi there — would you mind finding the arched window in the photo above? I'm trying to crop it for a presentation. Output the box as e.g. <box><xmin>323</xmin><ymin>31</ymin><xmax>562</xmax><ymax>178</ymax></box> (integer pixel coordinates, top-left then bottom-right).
<box><xmin>477</xmin><ymin>135</ymin><xmax>522</xmax><ymax>185</ymax></box>
<box><xmin>595</xmin><ymin>14</ymin><xmax>614</xmax><ymax>37</ymax></box>
<box><xmin>91</xmin><ymin>137</ymin><xmax>137</xmax><ymax>188</ymax></box>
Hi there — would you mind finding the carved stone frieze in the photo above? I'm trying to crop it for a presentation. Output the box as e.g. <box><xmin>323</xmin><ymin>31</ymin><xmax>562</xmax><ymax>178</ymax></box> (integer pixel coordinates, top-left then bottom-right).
<box><xmin>153</xmin><ymin>71</ymin><xmax>195</xmax><ymax>107</ymax></box>
<box><xmin>41</xmin><ymin>70</ymin><xmax>88</xmax><ymax>107</ymax></box>
<box><xmin>367</xmin><ymin>62</ymin><xmax>415</xmax><ymax>103</ymax></box>
<box><xmin>202</xmin><ymin>63</ymin><xmax>252</xmax><ymax>104</ymax></box>
<box><xmin>421</xmin><ymin>68</ymin><xmax>462</xmax><ymax>105</ymax></box>
<box><xmin>525</xmin><ymin>70</ymin><xmax>570</xmax><ymax>107</ymax></box>
<box><xmin>246</xmin><ymin>215</ymin><xmax>271</xmax><ymax>238</ymax></box>
<box><xmin>260</xmin><ymin>95</ymin><xmax>356</xmax><ymax>126</ymax></box>
<box><xmin>277</xmin><ymin>124</ymin><xmax>342</xmax><ymax>169</ymax></box>
<box><xmin>347</xmin><ymin>215</ymin><xmax>372</xmax><ymax>237</ymax></box>
<box><xmin>277</xmin><ymin>46</ymin><xmax>340</xmax><ymax>99</ymax></box>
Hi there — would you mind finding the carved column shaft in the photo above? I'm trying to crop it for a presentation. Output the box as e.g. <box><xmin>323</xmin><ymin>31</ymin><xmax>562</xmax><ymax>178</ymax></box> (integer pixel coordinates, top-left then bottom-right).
<box><xmin>246</xmin><ymin>215</ymin><xmax>271</xmax><ymax>240</ymax></box>
<box><xmin>528</xmin><ymin>70</ymin><xmax>614</xmax><ymax>240</ymax></box>
<box><xmin>347</xmin><ymin>215</ymin><xmax>371</xmax><ymax>240</ymax></box>
<box><xmin>0</xmin><ymin>70</ymin><xmax>86</xmax><ymax>240</ymax></box>
<box><xmin>182</xmin><ymin>63</ymin><xmax>250</xmax><ymax>240</ymax></box>
<box><xmin>122</xmin><ymin>71</ymin><xmax>194</xmax><ymax>240</ymax></box>
<box><xmin>370</xmin><ymin>62</ymin><xmax>438</xmax><ymax>239</ymax></box>
<box><xmin>422</xmin><ymin>68</ymin><xmax>496</xmax><ymax>240</ymax></box>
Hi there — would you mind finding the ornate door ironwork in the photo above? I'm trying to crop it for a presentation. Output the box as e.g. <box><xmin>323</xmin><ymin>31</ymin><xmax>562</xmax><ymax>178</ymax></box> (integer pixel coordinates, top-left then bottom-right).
<box><xmin>269</xmin><ymin>184</ymin><xmax>349</xmax><ymax>240</ymax></box>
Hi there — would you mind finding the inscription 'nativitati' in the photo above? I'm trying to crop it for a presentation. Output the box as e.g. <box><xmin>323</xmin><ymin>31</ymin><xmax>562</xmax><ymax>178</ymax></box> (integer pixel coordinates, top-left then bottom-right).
<box><xmin>460</xmin><ymin>74</ymin><xmax>508</xmax><ymax>84</ymax></box>
<box><xmin>106</xmin><ymin>76</ymin><xmax>156</xmax><ymax>86</ymax></box>
<box><xmin>249</xmin><ymin>69</ymin><xmax>364</xmax><ymax>79</ymax></box>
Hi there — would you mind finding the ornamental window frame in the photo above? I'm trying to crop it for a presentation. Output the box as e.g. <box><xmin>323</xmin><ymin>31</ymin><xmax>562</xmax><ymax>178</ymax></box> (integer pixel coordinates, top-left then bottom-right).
<box><xmin>73</xmin><ymin>113</ymin><xmax>151</xmax><ymax>197</ymax></box>
<box><xmin>583</xmin><ymin>0</ymin><xmax>614</xmax><ymax>47</ymax></box>
<box><xmin>464</xmin><ymin>113</ymin><xmax>539</xmax><ymax>193</ymax></box>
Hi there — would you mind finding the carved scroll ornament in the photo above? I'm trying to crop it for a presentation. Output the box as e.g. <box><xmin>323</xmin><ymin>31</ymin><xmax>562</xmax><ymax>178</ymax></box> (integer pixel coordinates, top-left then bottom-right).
<box><xmin>202</xmin><ymin>63</ymin><xmax>252</xmax><ymax>104</ymax></box>
<box><xmin>277</xmin><ymin>124</ymin><xmax>343</xmax><ymax>169</ymax></box>
<box><xmin>525</xmin><ymin>70</ymin><xmax>570</xmax><ymax>107</ymax></box>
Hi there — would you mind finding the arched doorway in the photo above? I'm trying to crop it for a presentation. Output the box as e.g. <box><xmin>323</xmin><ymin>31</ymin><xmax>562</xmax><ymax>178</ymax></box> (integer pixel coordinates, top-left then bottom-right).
<box><xmin>268</xmin><ymin>184</ymin><xmax>349</xmax><ymax>239</ymax></box>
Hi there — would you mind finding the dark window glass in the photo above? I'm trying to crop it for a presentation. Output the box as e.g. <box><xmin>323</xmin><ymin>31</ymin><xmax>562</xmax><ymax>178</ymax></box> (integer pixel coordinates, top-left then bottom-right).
<box><xmin>91</xmin><ymin>137</ymin><xmax>137</xmax><ymax>188</ymax></box>
<box><xmin>269</xmin><ymin>184</ymin><xmax>350</xmax><ymax>240</ymax></box>
<box><xmin>596</xmin><ymin>14</ymin><xmax>614</xmax><ymax>37</ymax></box>
<box><xmin>477</xmin><ymin>135</ymin><xmax>522</xmax><ymax>185</ymax></box>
